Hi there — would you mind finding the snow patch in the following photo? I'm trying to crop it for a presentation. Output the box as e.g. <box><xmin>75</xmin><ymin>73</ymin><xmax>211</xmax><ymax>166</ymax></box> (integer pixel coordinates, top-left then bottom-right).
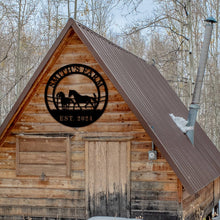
<box><xmin>169</xmin><ymin>113</ymin><xmax>193</xmax><ymax>133</ymax></box>
<box><xmin>88</xmin><ymin>217</ymin><xmax>138</xmax><ymax>220</ymax></box>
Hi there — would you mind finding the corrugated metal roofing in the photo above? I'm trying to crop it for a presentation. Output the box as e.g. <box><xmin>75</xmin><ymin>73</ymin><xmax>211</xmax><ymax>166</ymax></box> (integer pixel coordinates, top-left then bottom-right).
<box><xmin>1</xmin><ymin>18</ymin><xmax>220</xmax><ymax>194</ymax></box>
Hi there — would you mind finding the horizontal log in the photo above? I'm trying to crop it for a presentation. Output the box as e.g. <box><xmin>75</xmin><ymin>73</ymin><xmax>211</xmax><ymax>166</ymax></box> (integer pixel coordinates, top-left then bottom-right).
<box><xmin>13</xmin><ymin>122</ymin><xmax>143</xmax><ymax>133</ymax></box>
<box><xmin>131</xmin><ymin>210</ymin><xmax>180</xmax><ymax>220</ymax></box>
<box><xmin>0</xmin><ymin>159</ymin><xmax>15</xmax><ymax>169</ymax></box>
<box><xmin>131</xmin><ymin>171</ymin><xmax>177</xmax><ymax>182</ymax></box>
<box><xmin>131</xmin><ymin>190</ymin><xmax>178</xmax><ymax>201</ymax></box>
<box><xmin>131</xmin><ymin>181</ymin><xmax>178</xmax><ymax>192</ymax></box>
<box><xmin>19</xmin><ymin>152</ymin><xmax>66</xmax><ymax>164</ymax></box>
<box><xmin>0</xmin><ymin>197</ymin><xmax>85</xmax><ymax>208</ymax></box>
<box><xmin>131</xmin><ymin>200</ymin><xmax>179</xmax><ymax>211</ymax></box>
<box><xmin>0</xmin><ymin>142</ymin><xmax>16</xmax><ymax>149</ymax></box>
<box><xmin>131</xmin><ymin>142</ymin><xmax>152</xmax><ymax>152</ymax></box>
<box><xmin>183</xmin><ymin>181</ymin><xmax>213</xmax><ymax>208</ymax></box>
<box><xmin>29</xmin><ymin>89</ymin><xmax>124</xmax><ymax>105</ymax></box>
<box><xmin>0</xmin><ymin>169</ymin><xmax>16</xmax><ymax>178</ymax></box>
<box><xmin>23</xmin><ymin>101</ymin><xmax>132</xmax><ymax>115</ymax></box>
<box><xmin>82</xmin><ymin>135</ymin><xmax>133</xmax><ymax>141</ymax></box>
<box><xmin>0</xmin><ymin>152</ymin><xmax>15</xmax><ymax>160</ymax></box>
<box><xmin>0</xmin><ymin>206</ymin><xmax>85</xmax><ymax>219</ymax></box>
<box><xmin>17</xmin><ymin>164</ymin><xmax>67</xmax><ymax>177</ymax></box>
<box><xmin>0</xmin><ymin>178</ymin><xmax>84</xmax><ymax>190</ymax></box>
<box><xmin>18</xmin><ymin>137</ymin><xmax>67</xmax><ymax>152</ymax></box>
<box><xmin>70</xmin><ymin>141</ymin><xmax>85</xmax><ymax>150</ymax></box>
<box><xmin>71</xmin><ymin>160</ymin><xmax>85</xmax><ymax>170</ymax></box>
<box><xmin>19</xmin><ymin>112</ymin><xmax>138</xmax><ymax>124</ymax></box>
<box><xmin>131</xmin><ymin>161</ymin><xmax>173</xmax><ymax>172</ymax></box>
<box><xmin>131</xmin><ymin>151</ymin><xmax>164</xmax><ymax>162</ymax></box>
<box><xmin>132</xmin><ymin>132</ymin><xmax>152</xmax><ymax>141</ymax></box>
<box><xmin>56</xmin><ymin>54</ymin><xmax>97</xmax><ymax>64</ymax></box>
<box><xmin>3</xmin><ymin>136</ymin><xmax>16</xmax><ymax>143</ymax></box>
<box><xmin>71</xmin><ymin>170</ymin><xmax>85</xmax><ymax>180</ymax></box>
<box><xmin>71</xmin><ymin>151</ymin><xmax>85</xmax><ymax>161</ymax></box>
<box><xmin>62</xmin><ymin>44</ymin><xmax>89</xmax><ymax>54</ymax></box>
<box><xmin>0</xmin><ymin>187</ymin><xmax>85</xmax><ymax>199</ymax></box>
<box><xmin>51</xmin><ymin>62</ymin><xmax>104</xmax><ymax>75</ymax></box>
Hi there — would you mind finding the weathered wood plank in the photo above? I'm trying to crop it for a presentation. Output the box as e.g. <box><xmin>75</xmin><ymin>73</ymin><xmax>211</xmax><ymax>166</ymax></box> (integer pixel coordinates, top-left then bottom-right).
<box><xmin>214</xmin><ymin>177</ymin><xmax>220</xmax><ymax>204</ymax></box>
<box><xmin>131</xmin><ymin>210</ymin><xmax>180</xmax><ymax>220</ymax></box>
<box><xmin>0</xmin><ymin>152</ymin><xmax>16</xmax><ymax>159</ymax></box>
<box><xmin>18</xmin><ymin>137</ymin><xmax>67</xmax><ymax>152</ymax></box>
<box><xmin>131</xmin><ymin>200</ymin><xmax>180</xmax><ymax>211</ymax></box>
<box><xmin>22</xmin><ymin>101</ymin><xmax>131</xmax><ymax>115</ymax></box>
<box><xmin>17</xmin><ymin>164</ymin><xmax>67</xmax><ymax>177</ymax></box>
<box><xmin>131</xmin><ymin>181</ymin><xmax>178</xmax><ymax>192</ymax></box>
<box><xmin>131</xmin><ymin>171</ymin><xmax>177</xmax><ymax>182</ymax></box>
<box><xmin>182</xmin><ymin>181</ymin><xmax>215</xmax><ymax>219</ymax></box>
<box><xmin>13</xmin><ymin>122</ymin><xmax>143</xmax><ymax>133</ymax></box>
<box><xmin>19</xmin><ymin>112</ymin><xmax>138</xmax><ymax>124</ymax></box>
<box><xmin>71</xmin><ymin>151</ymin><xmax>85</xmax><ymax>161</ymax></box>
<box><xmin>0</xmin><ymin>197</ymin><xmax>85</xmax><ymax>208</ymax></box>
<box><xmin>19</xmin><ymin>152</ymin><xmax>66</xmax><ymax>164</ymax></box>
<box><xmin>131</xmin><ymin>190</ymin><xmax>178</xmax><ymax>201</ymax></box>
<box><xmin>71</xmin><ymin>170</ymin><xmax>85</xmax><ymax>180</ymax></box>
<box><xmin>131</xmin><ymin>151</ymin><xmax>164</xmax><ymax>162</ymax></box>
<box><xmin>0</xmin><ymin>178</ymin><xmax>84</xmax><ymax>190</ymax></box>
<box><xmin>29</xmin><ymin>89</ymin><xmax>124</xmax><ymax>104</ymax></box>
<box><xmin>0</xmin><ymin>188</ymin><xmax>84</xmax><ymax>199</ymax></box>
<box><xmin>131</xmin><ymin>142</ymin><xmax>152</xmax><ymax>152</ymax></box>
<box><xmin>86</xmin><ymin>141</ymin><xmax>130</xmax><ymax>217</ymax></box>
<box><xmin>131</xmin><ymin>161</ymin><xmax>171</xmax><ymax>172</ymax></box>
<box><xmin>0</xmin><ymin>159</ymin><xmax>15</xmax><ymax>169</ymax></box>
<box><xmin>0</xmin><ymin>206</ymin><xmax>85</xmax><ymax>219</ymax></box>
<box><xmin>56</xmin><ymin>54</ymin><xmax>97</xmax><ymax>64</ymax></box>
<box><xmin>0</xmin><ymin>169</ymin><xmax>16</xmax><ymax>178</ymax></box>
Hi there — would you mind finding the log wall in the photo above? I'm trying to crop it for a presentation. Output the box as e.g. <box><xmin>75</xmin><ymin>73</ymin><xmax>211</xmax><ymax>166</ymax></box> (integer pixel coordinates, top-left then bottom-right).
<box><xmin>182</xmin><ymin>177</ymin><xmax>220</xmax><ymax>220</ymax></box>
<box><xmin>0</xmin><ymin>28</ymin><xmax>184</xmax><ymax>219</ymax></box>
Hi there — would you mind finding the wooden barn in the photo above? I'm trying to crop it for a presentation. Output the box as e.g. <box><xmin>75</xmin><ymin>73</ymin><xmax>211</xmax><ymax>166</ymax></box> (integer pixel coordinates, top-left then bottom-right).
<box><xmin>0</xmin><ymin>18</ymin><xmax>220</xmax><ymax>220</ymax></box>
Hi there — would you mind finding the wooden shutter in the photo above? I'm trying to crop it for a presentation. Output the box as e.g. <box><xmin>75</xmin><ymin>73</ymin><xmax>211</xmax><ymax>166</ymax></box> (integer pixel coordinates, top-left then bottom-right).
<box><xmin>16</xmin><ymin>136</ymin><xmax>70</xmax><ymax>177</ymax></box>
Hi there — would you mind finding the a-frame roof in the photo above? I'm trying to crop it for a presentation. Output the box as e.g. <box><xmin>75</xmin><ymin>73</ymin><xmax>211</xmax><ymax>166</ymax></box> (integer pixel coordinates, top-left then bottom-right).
<box><xmin>1</xmin><ymin>18</ymin><xmax>220</xmax><ymax>194</ymax></box>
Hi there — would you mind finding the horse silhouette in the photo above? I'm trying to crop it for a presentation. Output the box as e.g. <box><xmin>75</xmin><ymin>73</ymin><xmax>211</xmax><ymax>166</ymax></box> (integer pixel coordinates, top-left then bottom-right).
<box><xmin>56</xmin><ymin>92</ymin><xmax>74</xmax><ymax>110</ymax></box>
<box><xmin>68</xmin><ymin>90</ymin><xmax>97</xmax><ymax>110</ymax></box>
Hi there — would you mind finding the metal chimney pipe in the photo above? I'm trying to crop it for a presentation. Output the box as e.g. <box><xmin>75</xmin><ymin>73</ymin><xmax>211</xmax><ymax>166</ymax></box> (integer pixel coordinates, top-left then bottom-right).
<box><xmin>186</xmin><ymin>17</ymin><xmax>217</xmax><ymax>145</ymax></box>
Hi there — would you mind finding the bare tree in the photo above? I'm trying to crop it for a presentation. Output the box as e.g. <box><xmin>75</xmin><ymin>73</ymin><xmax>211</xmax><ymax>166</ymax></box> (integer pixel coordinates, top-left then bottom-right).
<box><xmin>122</xmin><ymin>0</ymin><xmax>220</xmax><ymax>149</ymax></box>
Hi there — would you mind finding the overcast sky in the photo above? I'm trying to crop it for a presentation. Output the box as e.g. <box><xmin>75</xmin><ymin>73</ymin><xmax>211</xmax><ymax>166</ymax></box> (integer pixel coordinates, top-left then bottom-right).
<box><xmin>112</xmin><ymin>0</ymin><xmax>155</xmax><ymax>32</ymax></box>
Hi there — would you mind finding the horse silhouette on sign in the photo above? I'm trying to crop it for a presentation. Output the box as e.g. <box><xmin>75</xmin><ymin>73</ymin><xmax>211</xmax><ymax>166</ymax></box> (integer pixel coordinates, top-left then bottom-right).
<box><xmin>69</xmin><ymin>90</ymin><xmax>97</xmax><ymax>110</ymax></box>
<box><xmin>56</xmin><ymin>92</ymin><xmax>75</xmax><ymax>110</ymax></box>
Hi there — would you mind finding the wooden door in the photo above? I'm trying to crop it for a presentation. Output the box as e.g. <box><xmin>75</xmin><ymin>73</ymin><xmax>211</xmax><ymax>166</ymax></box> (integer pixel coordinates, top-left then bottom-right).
<box><xmin>85</xmin><ymin>141</ymin><xmax>130</xmax><ymax>218</ymax></box>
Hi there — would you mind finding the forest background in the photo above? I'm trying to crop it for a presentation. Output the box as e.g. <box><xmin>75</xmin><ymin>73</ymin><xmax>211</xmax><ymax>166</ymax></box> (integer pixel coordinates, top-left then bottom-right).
<box><xmin>0</xmin><ymin>0</ymin><xmax>219</xmax><ymax>150</ymax></box>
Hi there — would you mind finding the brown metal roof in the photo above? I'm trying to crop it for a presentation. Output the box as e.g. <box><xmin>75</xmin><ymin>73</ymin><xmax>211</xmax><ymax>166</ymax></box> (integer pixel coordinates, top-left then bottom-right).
<box><xmin>1</xmin><ymin>18</ymin><xmax>220</xmax><ymax>194</ymax></box>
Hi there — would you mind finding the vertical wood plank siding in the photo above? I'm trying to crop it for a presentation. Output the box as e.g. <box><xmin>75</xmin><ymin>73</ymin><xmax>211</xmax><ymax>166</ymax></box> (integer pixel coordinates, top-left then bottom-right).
<box><xmin>0</xmin><ymin>32</ymin><xmax>180</xmax><ymax>219</ymax></box>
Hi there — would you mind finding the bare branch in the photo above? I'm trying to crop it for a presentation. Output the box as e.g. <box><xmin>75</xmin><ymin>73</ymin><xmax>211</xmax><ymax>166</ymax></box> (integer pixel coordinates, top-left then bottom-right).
<box><xmin>125</xmin><ymin>15</ymin><xmax>169</xmax><ymax>35</ymax></box>
<box><xmin>0</xmin><ymin>42</ymin><xmax>12</xmax><ymax>64</ymax></box>
<box><xmin>176</xmin><ymin>0</ymin><xmax>189</xmax><ymax>17</ymax></box>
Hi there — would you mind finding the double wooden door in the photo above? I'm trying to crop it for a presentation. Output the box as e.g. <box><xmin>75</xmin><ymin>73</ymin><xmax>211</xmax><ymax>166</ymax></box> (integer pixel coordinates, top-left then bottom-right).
<box><xmin>85</xmin><ymin>141</ymin><xmax>130</xmax><ymax>218</ymax></box>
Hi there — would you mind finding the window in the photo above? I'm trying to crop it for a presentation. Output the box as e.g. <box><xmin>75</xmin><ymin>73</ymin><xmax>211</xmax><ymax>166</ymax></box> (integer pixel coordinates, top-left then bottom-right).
<box><xmin>16</xmin><ymin>136</ymin><xmax>70</xmax><ymax>177</ymax></box>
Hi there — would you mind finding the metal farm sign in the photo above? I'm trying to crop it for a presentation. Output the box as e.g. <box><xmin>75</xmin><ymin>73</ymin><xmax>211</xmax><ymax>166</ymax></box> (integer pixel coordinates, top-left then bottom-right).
<box><xmin>44</xmin><ymin>64</ymin><xmax>108</xmax><ymax>127</ymax></box>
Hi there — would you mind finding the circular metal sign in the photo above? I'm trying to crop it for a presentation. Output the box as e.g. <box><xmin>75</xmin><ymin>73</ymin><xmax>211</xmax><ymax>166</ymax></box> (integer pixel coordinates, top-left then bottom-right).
<box><xmin>45</xmin><ymin>64</ymin><xmax>108</xmax><ymax>127</ymax></box>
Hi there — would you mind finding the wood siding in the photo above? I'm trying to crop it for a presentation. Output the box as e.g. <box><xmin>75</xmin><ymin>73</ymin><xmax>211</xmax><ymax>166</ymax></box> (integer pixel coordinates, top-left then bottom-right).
<box><xmin>0</xmin><ymin>29</ymin><xmax>182</xmax><ymax>219</ymax></box>
<box><xmin>85</xmin><ymin>141</ymin><xmax>130</xmax><ymax>218</ymax></box>
<box><xmin>182</xmin><ymin>177</ymin><xmax>220</xmax><ymax>219</ymax></box>
<box><xmin>16</xmin><ymin>136</ymin><xmax>70</xmax><ymax>177</ymax></box>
